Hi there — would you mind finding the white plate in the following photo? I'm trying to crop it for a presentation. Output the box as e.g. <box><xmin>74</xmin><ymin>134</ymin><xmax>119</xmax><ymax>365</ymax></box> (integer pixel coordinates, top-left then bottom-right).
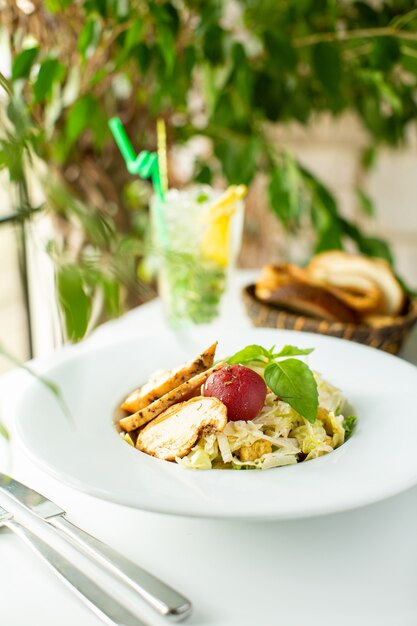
<box><xmin>14</xmin><ymin>328</ymin><xmax>417</xmax><ymax>520</ymax></box>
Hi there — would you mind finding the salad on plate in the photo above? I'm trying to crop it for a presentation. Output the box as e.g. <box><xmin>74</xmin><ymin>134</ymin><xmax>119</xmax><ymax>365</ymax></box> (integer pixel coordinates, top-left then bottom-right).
<box><xmin>117</xmin><ymin>342</ymin><xmax>356</xmax><ymax>470</ymax></box>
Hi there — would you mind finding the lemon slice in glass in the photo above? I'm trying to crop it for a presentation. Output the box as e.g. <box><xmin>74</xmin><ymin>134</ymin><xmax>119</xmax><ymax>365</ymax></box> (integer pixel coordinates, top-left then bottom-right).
<box><xmin>201</xmin><ymin>185</ymin><xmax>247</xmax><ymax>268</ymax></box>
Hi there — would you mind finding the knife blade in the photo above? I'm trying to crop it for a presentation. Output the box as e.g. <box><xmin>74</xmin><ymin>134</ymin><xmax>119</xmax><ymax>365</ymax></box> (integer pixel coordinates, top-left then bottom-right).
<box><xmin>0</xmin><ymin>474</ymin><xmax>63</xmax><ymax>517</ymax></box>
<box><xmin>0</xmin><ymin>473</ymin><xmax>192</xmax><ymax>621</ymax></box>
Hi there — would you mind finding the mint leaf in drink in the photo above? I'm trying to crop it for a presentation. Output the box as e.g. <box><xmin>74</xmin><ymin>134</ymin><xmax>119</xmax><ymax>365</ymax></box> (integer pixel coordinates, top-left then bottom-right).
<box><xmin>264</xmin><ymin>359</ymin><xmax>318</xmax><ymax>423</ymax></box>
<box><xmin>227</xmin><ymin>345</ymin><xmax>272</xmax><ymax>365</ymax></box>
<box><xmin>273</xmin><ymin>345</ymin><xmax>314</xmax><ymax>358</ymax></box>
<box><xmin>343</xmin><ymin>415</ymin><xmax>357</xmax><ymax>439</ymax></box>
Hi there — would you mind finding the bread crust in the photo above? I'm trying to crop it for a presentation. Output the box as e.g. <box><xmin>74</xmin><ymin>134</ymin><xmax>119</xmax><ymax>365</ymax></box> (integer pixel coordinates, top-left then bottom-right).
<box><xmin>308</xmin><ymin>251</ymin><xmax>404</xmax><ymax>316</ymax></box>
<box><xmin>256</xmin><ymin>280</ymin><xmax>359</xmax><ymax>323</ymax></box>
<box><xmin>255</xmin><ymin>252</ymin><xmax>405</xmax><ymax>323</ymax></box>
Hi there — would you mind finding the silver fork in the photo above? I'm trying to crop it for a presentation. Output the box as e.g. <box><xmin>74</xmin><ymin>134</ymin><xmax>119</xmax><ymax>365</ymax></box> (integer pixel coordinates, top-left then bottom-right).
<box><xmin>0</xmin><ymin>506</ymin><xmax>148</xmax><ymax>626</ymax></box>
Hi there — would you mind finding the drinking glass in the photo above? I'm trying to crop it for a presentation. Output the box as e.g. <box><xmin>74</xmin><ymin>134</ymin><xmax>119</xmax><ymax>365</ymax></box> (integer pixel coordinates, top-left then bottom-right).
<box><xmin>150</xmin><ymin>185</ymin><xmax>244</xmax><ymax>328</ymax></box>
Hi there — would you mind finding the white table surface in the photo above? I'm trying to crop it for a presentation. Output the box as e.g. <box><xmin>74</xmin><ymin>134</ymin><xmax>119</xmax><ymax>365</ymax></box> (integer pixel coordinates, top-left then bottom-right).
<box><xmin>1</xmin><ymin>270</ymin><xmax>417</xmax><ymax>626</ymax></box>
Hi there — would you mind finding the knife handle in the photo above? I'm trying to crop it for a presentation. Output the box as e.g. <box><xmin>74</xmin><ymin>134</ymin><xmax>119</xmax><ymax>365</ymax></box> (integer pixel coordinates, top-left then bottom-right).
<box><xmin>50</xmin><ymin>515</ymin><xmax>191</xmax><ymax>621</ymax></box>
<box><xmin>5</xmin><ymin>517</ymin><xmax>148</xmax><ymax>626</ymax></box>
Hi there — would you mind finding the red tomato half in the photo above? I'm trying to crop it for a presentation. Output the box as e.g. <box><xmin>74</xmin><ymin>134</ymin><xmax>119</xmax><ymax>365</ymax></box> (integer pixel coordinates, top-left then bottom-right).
<box><xmin>204</xmin><ymin>364</ymin><xmax>267</xmax><ymax>422</ymax></box>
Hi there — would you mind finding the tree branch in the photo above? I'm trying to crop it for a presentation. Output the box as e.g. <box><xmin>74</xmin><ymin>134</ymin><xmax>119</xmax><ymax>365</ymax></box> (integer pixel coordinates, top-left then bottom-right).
<box><xmin>294</xmin><ymin>27</ymin><xmax>417</xmax><ymax>48</ymax></box>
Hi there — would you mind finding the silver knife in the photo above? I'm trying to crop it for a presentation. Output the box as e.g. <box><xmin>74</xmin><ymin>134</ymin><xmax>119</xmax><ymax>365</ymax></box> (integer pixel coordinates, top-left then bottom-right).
<box><xmin>0</xmin><ymin>473</ymin><xmax>191</xmax><ymax>621</ymax></box>
<box><xmin>0</xmin><ymin>506</ymin><xmax>148</xmax><ymax>626</ymax></box>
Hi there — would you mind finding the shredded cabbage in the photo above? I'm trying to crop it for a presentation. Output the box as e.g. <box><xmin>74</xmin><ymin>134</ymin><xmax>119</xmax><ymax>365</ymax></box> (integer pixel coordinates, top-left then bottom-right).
<box><xmin>120</xmin><ymin>432</ymin><xmax>134</xmax><ymax>446</ymax></box>
<box><xmin>177</xmin><ymin>371</ymin><xmax>349</xmax><ymax>470</ymax></box>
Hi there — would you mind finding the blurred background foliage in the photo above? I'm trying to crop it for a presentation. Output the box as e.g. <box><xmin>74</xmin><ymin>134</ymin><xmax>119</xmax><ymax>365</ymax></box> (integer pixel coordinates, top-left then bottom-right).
<box><xmin>1</xmin><ymin>0</ymin><xmax>417</xmax><ymax>340</ymax></box>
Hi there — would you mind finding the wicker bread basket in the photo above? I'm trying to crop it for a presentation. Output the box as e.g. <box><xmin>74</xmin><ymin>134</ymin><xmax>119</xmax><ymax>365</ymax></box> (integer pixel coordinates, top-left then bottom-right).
<box><xmin>242</xmin><ymin>284</ymin><xmax>417</xmax><ymax>354</ymax></box>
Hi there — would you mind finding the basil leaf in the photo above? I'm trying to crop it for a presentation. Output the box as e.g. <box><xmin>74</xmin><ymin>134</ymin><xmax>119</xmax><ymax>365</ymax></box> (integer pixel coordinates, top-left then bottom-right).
<box><xmin>264</xmin><ymin>360</ymin><xmax>318</xmax><ymax>423</ymax></box>
<box><xmin>273</xmin><ymin>345</ymin><xmax>314</xmax><ymax>358</ymax></box>
<box><xmin>227</xmin><ymin>344</ymin><xmax>272</xmax><ymax>365</ymax></box>
<box><xmin>343</xmin><ymin>415</ymin><xmax>357</xmax><ymax>439</ymax></box>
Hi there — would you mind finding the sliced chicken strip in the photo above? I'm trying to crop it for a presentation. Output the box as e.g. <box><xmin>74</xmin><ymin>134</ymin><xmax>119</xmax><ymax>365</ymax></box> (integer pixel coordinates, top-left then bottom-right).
<box><xmin>120</xmin><ymin>342</ymin><xmax>217</xmax><ymax>413</ymax></box>
<box><xmin>137</xmin><ymin>396</ymin><xmax>227</xmax><ymax>460</ymax></box>
<box><xmin>119</xmin><ymin>361</ymin><xmax>227</xmax><ymax>431</ymax></box>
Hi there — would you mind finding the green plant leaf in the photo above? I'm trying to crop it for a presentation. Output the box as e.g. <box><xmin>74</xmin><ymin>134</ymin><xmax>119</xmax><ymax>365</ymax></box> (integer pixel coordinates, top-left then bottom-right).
<box><xmin>371</xmin><ymin>38</ymin><xmax>400</xmax><ymax>71</ymax></box>
<box><xmin>268</xmin><ymin>157</ymin><xmax>304</xmax><ymax>230</ymax></box>
<box><xmin>304</xmin><ymin>169</ymin><xmax>339</xmax><ymax>218</ymax></box>
<box><xmin>389</xmin><ymin>8</ymin><xmax>417</xmax><ymax>29</ymax></box>
<box><xmin>34</xmin><ymin>58</ymin><xmax>66</xmax><ymax>102</ymax></box>
<box><xmin>263</xmin><ymin>32</ymin><xmax>296</xmax><ymax>71</ymax></box>
<box><xmin>101</xmin><ymin>276</ymin><xmax>121</xmax><ymax>318</ymax></box>
<box><xmin>65</xmin><ymin>94</ymin><xmax>98</xmax><ymax>143</ymax></box>
<box><xmin>401</xmin><ymin>47</ymin><xmax>417</xmax><ymax>76</ymax></box>
<box><xmin>356</xmin><ymin>188</ymin><xmax>375</xmax><ymax>217</ymax></box>
<box><xmin>312</xmin><ymin>42</ymin><xmax>342</xmax><ymax>98</ymax></box>
<box><xmin>264</xmin><ymin>359</ymin><xmax>318</xmax><ymax>423</ymax></box>
<box><xmin>0</xmin><ymin>138</ymin><xmax>24</xmax><ymax>181</ymax></box>
<box><xmin>78</xmin><ymin>19</ymin><xmax>100</xmax><ymax>59</ymax></box>
<box><xmin>253</xmin><ymin>70</ymin><xmax>285</xmax><ymax>121</ymax></box>
<box><xmin>0</xmin><ymin>421</ymin><xmax>9</xmax><ymax>442</ymax></box>
<box><xmin>361</xmin><ymin>145</ymin><xmax>377</xmax><ymax>170</ymax></box>
<box><xmin>341</xmin><ymin>218</ymin><xmax>394</xmax><ymax>264</ymax></box>
<box><xmin>194</xmin><ymin>163</ymin><xmax>213</xmax><ymax>184</ymax></box>
<box><xmin>0</xmin><ymin>72</ymin><xmax>12</xmax><ymax>96</ymax></box>
<box><xmin>230</xmin><ymin>43</ymin><xmax>253</xmax><ymax>108</ymax></box>
<box><xmin>268</xmin><ymin>167</ymin><xmax>291</xmax><ymax>228</ymax></box>
<box><xmin>150</xmin><ymin>2</ymin><xmax>180</xmax><ymax>35</ymax></box>
<box><xmin>157</xmin><ymin>23</ymin><xmax>176</xmax><ymax>75</ymax></box>
<box><xmin>12</xmin><ymin>48</ymin><xmax>39</xmax><ymax>80</ymax></box>
<box><xmin>314</xmin><ymin>220</ymin><xmax>343</xmax><ymax>253</ymax></box>
<box><xmin>202</xmin><ymin>24</ymin><xmax>225</xmax><ymax>65</ymax></box>
<box><xmin>360</xmin><ymin>70</ymin><xmax>402</xmax><ymax>114</ymax></box>
<box><xmin>227</xmin><ymin>345</ymin><xmax>272</xmax><ymax>365</ymax></box>
<box><xmin>56</xmin><ymin>265</ymin><xmax>92</xmax><ymax>341</ymax></box>
<box><xmin>214</xmin><ymin>136</ymin><xmax>258</xmax><ymax>186</ymax></box>
<box><xmin>184</xmin><ymin>45</ymin><xmax>196</xmax><ymax>79</ymax></box>
<box><xmin>303</xmin><ymin>169</ymin><xmax>344</xmax><ymax>252</ymax></box>
<box><xmin>124</xmin><ymin>18</ymin><xmax>145</xmax><ymax>53</ymax></box>
<box><xmin>83</xmin><ymin>0</ymin><xmax>108</xmax><ymax>17</ymax></box>
<box><xmin>356</xmin><ymin>235</ymin><xmax>393</xmax><ymax>263</ymax></box>
<box><xmin>45</xmin><ymin>0</ymin><xmax>72</xmax><ymax>12</ymax></box>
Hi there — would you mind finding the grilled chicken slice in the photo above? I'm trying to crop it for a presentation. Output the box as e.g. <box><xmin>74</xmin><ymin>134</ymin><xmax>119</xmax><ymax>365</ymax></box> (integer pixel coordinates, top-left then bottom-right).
<box><xmin>119</xmin><ymin>361</ymin><xmax>227</xmax><ymax>432</ymax></box>
<box><xmin>121</xmin><ymin>342</ymin><xmax>218</xmax><ymax>413</ymax></box>
<box><xmin>136</xmin><ymin>396</ymin><xmax>227</xmax><ymax>460</ymax></box>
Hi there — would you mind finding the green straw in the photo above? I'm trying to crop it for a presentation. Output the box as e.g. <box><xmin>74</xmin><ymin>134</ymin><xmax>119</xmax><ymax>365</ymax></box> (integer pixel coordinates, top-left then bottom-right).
<box><xmin>108</xmin><ymin>117</ymin><xmax>167</xmax><ymax>247</ymax></box>
<box><xmin>108</xmin><ymin>118</ymin><xmax>165</xmax><ymax>199</ymax></box>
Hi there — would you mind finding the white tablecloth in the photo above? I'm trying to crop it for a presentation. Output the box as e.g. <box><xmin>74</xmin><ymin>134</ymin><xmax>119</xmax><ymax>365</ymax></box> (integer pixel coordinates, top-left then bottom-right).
<box><xmin>1</xmin><ymin>271</ymin><xmax>417</xmax><ymax>626</ymax></box>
